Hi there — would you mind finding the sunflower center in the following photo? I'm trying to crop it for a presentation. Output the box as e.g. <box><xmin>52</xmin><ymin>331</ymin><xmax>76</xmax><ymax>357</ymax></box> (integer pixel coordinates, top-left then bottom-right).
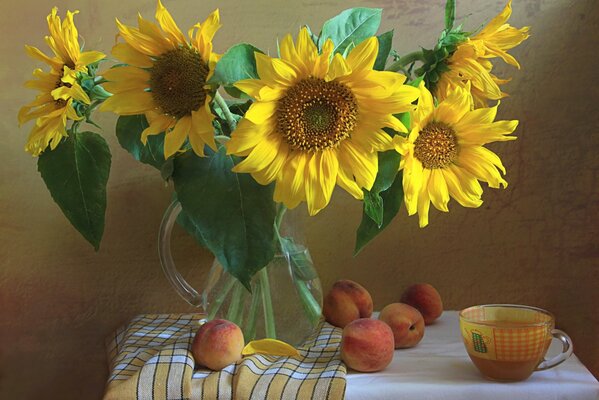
<box><xmin>276</xmin><ymin>77</ymin><xmax>357</xmax><ymax>151</ymax></box>
<box><xmin>414</xmin><ymin>122</ymin><xmax>459</xmax><ymax>169</ymax></box>
<box><xmin>149</xmin><ymin>46</ymin><xmax>209</xmax><ymax>119</ymax></box>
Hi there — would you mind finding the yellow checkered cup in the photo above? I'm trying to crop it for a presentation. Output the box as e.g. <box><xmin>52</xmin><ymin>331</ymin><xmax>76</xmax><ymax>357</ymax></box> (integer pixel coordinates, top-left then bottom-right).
<box><xmin>459</xmin><ymin>304</ymin><xmax>573</xmax><ymax>381</ymax></box>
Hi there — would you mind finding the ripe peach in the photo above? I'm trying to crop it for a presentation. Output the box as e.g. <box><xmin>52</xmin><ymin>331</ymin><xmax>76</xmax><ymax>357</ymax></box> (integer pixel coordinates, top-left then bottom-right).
<box><xmin>401</xmin><ymin>283</ymin><xmax>443</xmax><ymax>325</ymax></box>
<box><xmin>323</xmin><ymin>280</ymin><xmax>373</xmax><ymax>328</ymax></box>
<box><xmin>191</xmin><ymin>319</ymin><xmax>244</xmax><ymax>370</ymax></box>
<box><xmin>340</xmin><ymin>318</ymin><xmax>394</xmax><ymax>372</ymax></box>
<box><xmin>379</xmin><ymin>303</ymin><xmax>425</xmax><ymax>348</ymax></box>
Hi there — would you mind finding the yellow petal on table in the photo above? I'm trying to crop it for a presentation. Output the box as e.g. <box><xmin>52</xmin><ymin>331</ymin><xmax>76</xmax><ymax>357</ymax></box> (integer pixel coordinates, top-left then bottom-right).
<box><xmin>242</xmin><ymin>339</ymin><xmax>300</xmax><ymax>358</ymax></box>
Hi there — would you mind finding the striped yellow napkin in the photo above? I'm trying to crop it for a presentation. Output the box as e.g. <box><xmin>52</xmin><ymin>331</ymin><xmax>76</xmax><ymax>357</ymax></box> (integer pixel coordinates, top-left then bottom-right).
<box><xmin>104</xmin><ymin>314</ymin><xmax>346</xmax><ymax>400</ymax></box>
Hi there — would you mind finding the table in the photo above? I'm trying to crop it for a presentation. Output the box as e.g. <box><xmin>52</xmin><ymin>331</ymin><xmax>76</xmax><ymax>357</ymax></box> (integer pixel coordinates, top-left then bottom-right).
<box><xmin>346</xmin><ymin>311</ymin><xmax>599</xmax><ymax>400</ymax></box>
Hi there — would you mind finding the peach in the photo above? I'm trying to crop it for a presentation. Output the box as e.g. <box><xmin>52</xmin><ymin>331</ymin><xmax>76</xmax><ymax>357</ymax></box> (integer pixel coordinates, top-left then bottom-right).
<box><xmin>379</xmin><ymin>303</ymin><xmax>425</xmax><ymax>348</ymax></box>
<box><xmin>341</xmin><ymin>318</ymin><xmax>395</xmax><ymax>372</ymax></box>
<box><xmin>401</xmin><ymin>283</ymin><xmax>443</xmax><ymax>325</ymax></box>
<box><xmin>323</xmin><ymin>280</ymin><xmax>373</xmax><ymax>328</ymax></box>
<box><xmin>191</xmin><ymin>319</ymin><xmax>244</xmax><ymax>370</ymax></box>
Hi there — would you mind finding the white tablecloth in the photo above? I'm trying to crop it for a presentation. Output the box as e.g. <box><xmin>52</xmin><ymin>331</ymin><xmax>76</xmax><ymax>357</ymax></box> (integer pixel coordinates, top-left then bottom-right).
<box><xmin>346</xmin><ymin>311</ymin><xmax>599</xmax><ymax>400</ymax></box>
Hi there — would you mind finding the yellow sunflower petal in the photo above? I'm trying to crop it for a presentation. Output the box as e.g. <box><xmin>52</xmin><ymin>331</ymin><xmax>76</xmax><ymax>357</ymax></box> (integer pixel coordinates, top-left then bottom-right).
<box><xmin>326</xmin><ymin>53</ymin><xmax>352</xmax><ymax>82</ymax></box>
<box><xmin>402</xmin><ymin>155</ymin><xmax>424</xmax><ymax>215</ymax></box>
<box><xmin>457</xmin><ymin>147</ymin><xmax>508</xmax><ymax>189</ymax></box>
<box><xmin>295</xmin><ymin>27</ymin><xmax>318</xmax><ymax>64</ymax></box>
<box><xmin>251</xmin><ymin>141</ymin><xmax>289</xmax><ymax>185</ymax></box>
<box><xmin>441</xmin><ymin>168</ymin><xmax>483</xmax><ymax>208</ymax></box>
<box><xmin>458</xmin><ymin>120</ymin><xmax>518</xmax><ymax>145</ymax></box>
<box><xmin>18</xmin><ymin>101</ymin><xmax>55</xmax><ymax>125</ymax></box>
<box><xmin>242</xmin><ymin>339</ymin><xmax>300</xmax><ymax>358</ymax></box>
<box><xmin>199</xmin><ymin>9</ymin><xmax>221</xmax><ymax>42</ymax></box>
<box><xmin>155</xmin><ymin>0</ymin><xmax>187</xmax><ymax>45</ymax></box>
<box><xmin>245</xmin><ymin>101</ymin><xmax>277</xmax><ymax>124</ymax></box>
<box><xmin>417</xmin><ymin>169</ymin><xmax>432</xmax><ymax>228</ymax></box>
<box><xmin>24</xmin><ymin>45</ymin><xmax>63</xmax><ymax>71</ymax></box>
<box><xmin>255</xmin><ymin>53</ymin><xmax>297</xmax><ymax>86</ymax></box>
<box><xmin>428</xmin><ymin>169</ymin><xmax>450</xmax><ymax>212</ymax></box>
<box><xmin>274</xmin><ymin>153</ymin><xmax>308</xmax><ymax>209</ymax></box>
<box><xmin>189</xmin><ymin>105</ymin><xmax>216</xmax><ymax>156</ymax></box>
<box><xmin>434</xmin><ymin>85</ymin><xmax>472</xmax><ymax>125</ymax></box>
<box><xmin>475</xmin><ymin>0</ymin><xmax>513</xmax><ymax>39</ymax></box>
<box><xmin>338</xmin><ymin>141</ymin><xmax>377</xmax><ymax>190</ymax></box>
<box><xmin>141</xmin><ymin>113</ymin><xmax>174</xmax><ymax>143</ymax></box>
<box><xmin>111</xmin><ymin>42</ymin><xmax>153</xmax><ymax>68</ymax></box>
<box><xmin>280</xmin><ymin>33</ymin><xmax>308</xmax><ymax>75</ymax></box>
<box><xmin>312</xmin><ymin>39</ymin><xmax>333</xmax><ymax>79</ymax></box>
<box><xmin>100</xmin><ymin>90</ymin><xmax>155</xmax><ymax>115</ymax></box>
<box><xmin>345</xmin><ymin>37</ymin><xmax>378</xmax><ymax>75</ymax></box>
<box><xmin>336</xmin><ymin>166</ymin><xmax>363</xmax><ymax>200</ymax></box>
<box><xmin>78</xmin><ymin>50</ymin><xmax>105</xmax><ymax>66</ymax></box>
<box><xmin>116</xmin><ymin>18</ymin><xmax>169</xmax><ymax>57</ymax></box>
<box><xmin>102</xmin><ymin>65</ymin><xmax>151</xmax><ymax>83</ymax></box>
<box><xmin>232</xmin><ymin>134</ymin><xmax>280</xmax><ymax>173</ymax></box>
<box><xmin>226</xmin><ymin>118</ymin><xmax>270</xmax><ymax>155</ymax></box>
<box><xmin>163</xmin><ymin>115</ymin><xmax>191</xmax><ymax>158</ymax></box>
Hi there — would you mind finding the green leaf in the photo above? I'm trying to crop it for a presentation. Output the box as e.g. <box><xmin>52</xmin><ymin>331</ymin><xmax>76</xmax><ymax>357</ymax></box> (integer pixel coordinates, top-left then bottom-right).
<box><xmin>397</xmin><ymin>112</ymin><xmax>411</xmax><ymax>133</ymax></box>
<box><xmin>371</xmin><ymin>150</ymin><xmax>401</xmax><ymax>194</ymax></box>
<box><xmin>355</xmin><ymin>171</ymin><xmax>404</xmax><ymax>255</ymax></box>
<box><xmin>445</xmin><ymin>0</ymin><xmax>456</xmax><ymax>31</ymax></box>
<box><xmin>38</xmin><ymin>131</ymin><xmax>111</xmax><ymax>250</ymax></box>
<box><xmin>115</xmin><ymin>115</ymin><xmax>166</xmax><ymax>170</ymax></box>
<box><xmin>176</xmin><ymin>205</ymin><xmax>208</xmax><ymax>249</ymax></box>
<box><xmin>318</xmin><ymin>8</ymin><xmax>382</xmax><ymax>54</ymax></box>
<box><xmin>374</xmin><ymin>30</ymin><xmax>393</xmax><ymax>71</ymax></box>
<box><xmin>363</xmin><ymin>190</ymin><xmax>383</xmax><ymax>227</ymax></box>
<box><xmin>208</xmin><ymin>43</ymin><xmax>264</xmax><ymax>95</ymax></box>
<box><xmin>362</xmin><ymin>150</ymin><xmax>400</xmax><ymax>226</ymax></box>
<box><xmin>172</xmin><ymin>146</ymin><xmax>277</xmax><ymax>289</ymax></box>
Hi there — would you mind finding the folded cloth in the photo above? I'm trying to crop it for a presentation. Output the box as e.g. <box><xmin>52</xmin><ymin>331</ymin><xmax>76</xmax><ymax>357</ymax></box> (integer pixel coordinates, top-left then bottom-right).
<box><xmin>104</xmin><ymin>314</ymin><xmax>346</xmax><ymax>400</ymax></box>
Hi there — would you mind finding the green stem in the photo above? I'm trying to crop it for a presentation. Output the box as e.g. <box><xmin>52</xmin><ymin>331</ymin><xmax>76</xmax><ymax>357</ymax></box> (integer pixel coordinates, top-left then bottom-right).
<box><xmin>274</xmin><ymin>205</ymin><xmax>322</xmax><ymax>327</ymax></box>
<box><xmin>207</xmin><ymin>276</ymin><xmax>237</xmax><ymax>320</ymax></box>
<box><xmin>386</xmin><ymin>51</ymin><xmax>426</xmax><ymax>72</ymax></box>
<box><xmin>214</xmin><ymin>91</ymin><xmax>238</xmax><ymax>132</ymax></box>
<box><xmin>294</xmin><ymin>279</ymin><xmax>322</xmax><ymax>325</ymax></box>
<box><xmin>259</xmin><ymin>268</ymin><xmax>276</xmax><ymax>338</ymax></box>
<box><xmin>244</xmin><ymin>282</ymin><xmax>262</xmax><ymax>342</ymax></box>
<box><xmin>226</xmin><ymin>282</ymin><xmax>245</xmax><ymax>325</ymax></box>
<box><xmin>274</xmin><ymin>204</ymin><xmax>287</xmax><ymax>242</ymax></box>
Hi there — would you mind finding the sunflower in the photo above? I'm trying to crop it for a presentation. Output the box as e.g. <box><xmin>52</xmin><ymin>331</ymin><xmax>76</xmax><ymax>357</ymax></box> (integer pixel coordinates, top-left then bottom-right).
<box><xmin>435</xmin><ymin>0</ymin><xmax>529</xmax><ymax>107</ymax></box>
<box><xmin>393</xmin><ymin>82</ymin><xmax>517</xmax><ymax>227</ymax></box>
<box><xmin>19</xmin><ymin>8</ymin><xmax>105</xmax><ymax>156</ymax></box>
<box><xmin>226</xmin><ymin>28</ymin><xmax>419</xmax><ymax>215</ymax></box>
<box><xmin>100</xmin><ymin>1</ymin><xmax>220</xmax><ymax>158</ymax></box>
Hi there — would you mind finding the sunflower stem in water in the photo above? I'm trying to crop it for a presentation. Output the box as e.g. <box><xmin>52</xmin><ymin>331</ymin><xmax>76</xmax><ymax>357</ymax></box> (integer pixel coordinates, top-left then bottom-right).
<box><xmin>214</xmin><ymin>91</ymin><xmax>238</xmax><ymax>132</ymax></box>
<box><xmin>259</xmin><ymin>268</ymin><xmax>276</xmax><ymax>338</ymax></box>
<box><xmin>207</xmin><ymin>276</ymin><xmax>237</xmax><ymax>320</ymax></box>
<box><xmin>226</xmin><ymin>282</ymin><xmax>245</xmax><ymax>325</ymax></box>
<box><xmin>244</xmin><ymin>282</ymin><xmax>262</xmax><ymax>342</ymax></box>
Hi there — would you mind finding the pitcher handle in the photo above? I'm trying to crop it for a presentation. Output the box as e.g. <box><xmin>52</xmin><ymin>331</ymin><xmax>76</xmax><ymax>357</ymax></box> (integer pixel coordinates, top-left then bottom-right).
<box><xmin>158</xmin><ymin>200</ymin><xmax>202</xmax><ymax>307</ymax></box>
<box><xmin>536</xmin><ymin>329</ymin><xmax>574</xmax><ymax>371</ymax></box>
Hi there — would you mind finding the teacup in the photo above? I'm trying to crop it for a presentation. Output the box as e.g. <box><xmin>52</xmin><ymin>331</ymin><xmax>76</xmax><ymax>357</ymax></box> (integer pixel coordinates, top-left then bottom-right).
<box><xmin>459</xmin><ymin>304</ymin><xmax>573</xmax><ymax>381</ymax></box>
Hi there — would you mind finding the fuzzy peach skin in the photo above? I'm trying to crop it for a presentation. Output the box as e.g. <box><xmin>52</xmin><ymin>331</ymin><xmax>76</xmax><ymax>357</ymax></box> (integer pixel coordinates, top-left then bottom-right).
<box><xmin>191</xmin><ymin>319</ymin><xmax>244</xmax><ymax>370</ymax></box>
<box><xmin>400</xmin><ymin>283</ymin><xmax>443</xmax><ymax>325</ymax></box>
<box><xmin>323</xmin><ymin>280</ymin><xmax>373</xmax><ymax>328</ymax></box>
<box><xmin>340</xmin><ymin>318</ymin><xmax>395</xmax><ymax>372</ymax></box>
<box><xmin>379</xmin><ymin>303</ymin><xmax>425</xmax><ymax>348</ymax></box>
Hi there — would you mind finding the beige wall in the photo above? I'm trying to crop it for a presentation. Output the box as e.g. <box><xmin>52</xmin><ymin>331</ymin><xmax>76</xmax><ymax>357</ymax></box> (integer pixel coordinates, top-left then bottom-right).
<box><xmin>1</xmin><ymin>0</ymin><xmax>597</xmax><ymax>398</ymax></box>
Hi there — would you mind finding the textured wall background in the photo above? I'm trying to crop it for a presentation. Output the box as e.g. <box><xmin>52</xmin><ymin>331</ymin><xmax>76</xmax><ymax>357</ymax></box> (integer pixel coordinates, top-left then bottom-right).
<box><xmin>1</xmin><ymin>0</ymin><xmax>597</xmax><ymax>398</ymax></box>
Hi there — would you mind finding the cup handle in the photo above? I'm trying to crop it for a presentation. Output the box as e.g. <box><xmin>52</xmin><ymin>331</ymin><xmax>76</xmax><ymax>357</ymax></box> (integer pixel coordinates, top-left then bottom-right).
<box><xmin>536</xmin><ymin>329</ymin><xmax>574</xmax><ymax>371</ymax></box>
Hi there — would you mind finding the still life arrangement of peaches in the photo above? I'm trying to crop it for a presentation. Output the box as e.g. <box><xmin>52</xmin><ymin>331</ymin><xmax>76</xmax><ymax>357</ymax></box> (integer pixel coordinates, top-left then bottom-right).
<box><xmin>192</xmin><ymin>280</ymin><xmax>440</xmax><ymax>372</ymax></box>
